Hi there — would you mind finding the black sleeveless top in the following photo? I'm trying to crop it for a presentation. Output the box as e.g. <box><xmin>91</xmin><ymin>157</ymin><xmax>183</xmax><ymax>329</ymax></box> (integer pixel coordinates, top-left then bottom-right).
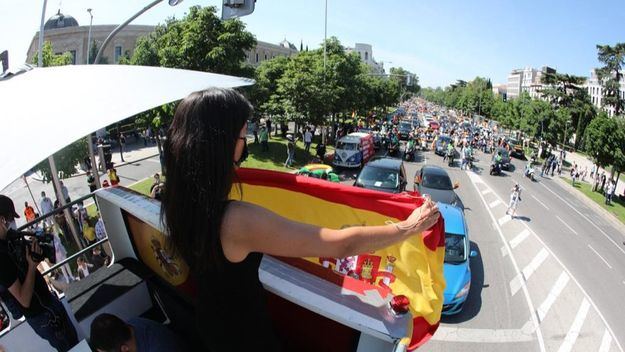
<box><xmin>196</xmin><ymin>233</ymin><xmax>280</xmax><ymax>351</ymax></box>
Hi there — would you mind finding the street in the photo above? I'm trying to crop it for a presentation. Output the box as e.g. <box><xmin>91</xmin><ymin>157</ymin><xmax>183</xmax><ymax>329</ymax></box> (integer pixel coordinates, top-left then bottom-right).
<box><xmin>398</xmin><ymin>147</ymin><xmax>625</xmax><ymax>352</ymax></box>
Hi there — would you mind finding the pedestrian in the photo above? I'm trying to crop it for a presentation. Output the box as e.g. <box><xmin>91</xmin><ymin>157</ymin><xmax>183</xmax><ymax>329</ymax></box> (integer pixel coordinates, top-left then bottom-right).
<box><xmin>60</xmin><ymin>181</ymin><xmax>70</xmax><ymax>203</ymax></box>
<box><xmin>265</xmin><ymin>118</ymin><xmax>272</xmax><ymax>138</ymax></box>
<box><xmin>315</xmin><ymin>142</ymin><xmax>326</xmax><ymax>163</ymax></box>
<box><xmin>571</xmin><ymin>166</ymin><xmax>578</xmax><ymax>186</ymax></box>
<box><xmin>109</xmin><ymin>168</ymin><xmax>120</xmax><ymax>186</ymax></box>
<box><xmin>605</xmin><ymin>179</ymin><xmax>614</xmax><ymax>205</ymax></box>
<box><xmin>53</xmin><ymin>231</ymin><xmax>74</xmax><ymax>283</ymax></box>
<box><xmin>593</xmin><ymin>173</ymin><xmax>600</xmax><ymax>192</ymax></box>
<box><xmin>285</xmin><ymin>134</ymin><xmax>295</xmax><ymax>168</ymax></box>
<box><xmin>87</xmin><ymin>171</ymin><xmax>97</xmax><ymax>193</ymax></box>
<box><xmin>303</xmin><ymin>127</ymin><xmax>313</xmax><ymax>153</ymax></box>
<box><xmin>600</xmin><ymin>172</ymin><xmax>606</xmax><ymax>193</ymax></box>
<box><xmin>506</xmin><ymin>183</ymin><xmax>522</xmax><ymax>218</ymax></box>
<box><xmin>23</xmin><ymin>202</ymin><xmax>36</xmax><ymax>224</ymax></box>
<box><xmin>39</xmin><ymin>191</ymin><xmax>54</xmax><ymax>227</ymax></box>
<box><xmin>249</xmin><ymin>119</ymin><xmax>258</xmax><ymax>144</ymax></box>
<box><xmin>590</xmin><ymin>164</ymin><xmax>596</xmax><ymax>179</ymax></box>
<box><xmin>118</xmin><ymin>132</ymin><xmax>126</xmax><ymax>162</ymax></box>
<box><xmin>0</xmin><ymin>195</ymin><xmax>79</xmax><ymax>351</ymax></box>
<box><xmin>260</xmin><ymin>125</ymin><xmax>269</xmax><ymax>152</ymax></box>
<box><xmin>76</xmin><ymin>256</ymin><xmax>93</xmax><ymax>279</ymax></box>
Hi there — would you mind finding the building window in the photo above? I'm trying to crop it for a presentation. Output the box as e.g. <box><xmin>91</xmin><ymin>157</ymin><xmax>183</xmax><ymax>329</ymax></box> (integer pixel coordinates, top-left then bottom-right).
<box><xmin>255</xmin><ymin>53</ymin><xmax>259</xmax><ymax>63</ymax></box>
<box><xmin>264</xmin><ymin>53</ymin><xmax>267</xmax><ymax>60</ymax></box>
<box><xmin>114</xmin><ymin>46</ymin><xmax>122</xmax><ymax>63</ymax></box>
<box><xmin>365</xmin><ymin>52</ymin><xmax>369</xmax><ymax>61</ymax></box>
<box><xmin>69</xmin><ymin>50</ymin><xmax>76</xmax><ymax>65</ymax></box>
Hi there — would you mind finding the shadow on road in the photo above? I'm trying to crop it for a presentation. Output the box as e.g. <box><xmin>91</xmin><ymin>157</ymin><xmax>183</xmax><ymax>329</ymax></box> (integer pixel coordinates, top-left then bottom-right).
<box><xmin>441</xmin><ymin>241</ymin><xmax>484</xmax><ymax>324</ymax></box>
<box><xmin>513</xmin><ymin>216</ymin><xmax>531</xmax><ymax>222</ymax></box>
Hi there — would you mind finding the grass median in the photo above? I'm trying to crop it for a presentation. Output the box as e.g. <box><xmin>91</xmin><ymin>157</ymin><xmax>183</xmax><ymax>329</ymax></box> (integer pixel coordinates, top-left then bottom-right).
<box><xmin>562</xmin><ymin>178</ymin><xmax>625</xmax><ymax>225</ymax></box>
<box><xmin>244</xmin><ymin>136</ymin><xmax>334</xmax><ymax>172</ymax></box>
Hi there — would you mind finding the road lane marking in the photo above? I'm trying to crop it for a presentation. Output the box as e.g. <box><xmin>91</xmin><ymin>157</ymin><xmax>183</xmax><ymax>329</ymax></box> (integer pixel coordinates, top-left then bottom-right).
<box><xmin>522</xmin><ymin>248</ymin><xmax>549</xmax><ymax>281</ymax></box>
<box><xmin>509</xmin><ymin>274</ymin><xmax>523</xmax><ymax>296</ymax></box>
<box><xmin>540</xmin><ymin>182</ymin><xmax>625</xmax><ymax>255</ymax></box>
<box><xmin>557</xmin><ymin>298</ymin><xmax>590</xmax><ymax>352</ymax></box>
<box><xmin>556</xmin><ymin>215</ymin><xmax>578</xmax><ymax>235</ymax></box>
<box><xmin>599</xmin><ymin>329</ymin><xmax>613</xmax><ymax>352</ymax></box>
<box><xmin>489</xmin><ymin>199</ymin><xmax>502</xmax><ymax>208</ymax></box>
<box><xmin>482</xmin><ymin>188</ymin><xmax>492</xmax><ymax>195</ymax></box>
<box><xmin>465</xmin><ymin>171</ymin><xmax>546</xmax><ymax>352</ymax></box>
<box><xmin>509</xmin><ymin>229</ymin><xmax>530</xmax><ymax>249</ymax></box>
<box><xmin>588</xmin><ymin>245</ymin><xmax>613</xmax><ymax>269</ymax></box>
<box><xmin>536</xmin><ymin>271</ymin><xmax>570</xmax><ymax>322</ymax></box>
<box><xmin>498</xmin><ymin>215</ymin><xmax>511</xmax><ymax>226</ymax></box>
<box><xmin>431</xmin><ymin>326</ymin><xmax>534</xmax><ymax>343</ymax></box>
<box><xmin>531</xmin><ymin>195</ymin><xmax>549</xmax><ymax>210</ymax></box>
<box><xmin>474</xmin><ymin>171</ymin><xmax>624</xmax><ymax>352</ymax></box>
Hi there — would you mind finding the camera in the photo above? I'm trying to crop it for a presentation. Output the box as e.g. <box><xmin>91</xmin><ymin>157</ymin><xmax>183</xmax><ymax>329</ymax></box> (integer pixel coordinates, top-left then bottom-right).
<box><xmin>6</xmin><ymin>229</ymin><xmax>56</xmax><ymax>264</ymax></box>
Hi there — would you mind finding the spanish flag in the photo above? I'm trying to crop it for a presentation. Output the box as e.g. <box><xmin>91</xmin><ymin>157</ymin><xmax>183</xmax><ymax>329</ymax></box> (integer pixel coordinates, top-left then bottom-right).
<box><xmin>234</xmin><ymin>168</ymin><xmax>445</xmax><ymax>350</ymax></box>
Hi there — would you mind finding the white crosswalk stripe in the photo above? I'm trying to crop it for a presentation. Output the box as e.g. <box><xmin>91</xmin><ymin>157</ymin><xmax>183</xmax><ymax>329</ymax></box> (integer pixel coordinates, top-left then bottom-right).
<box><xmin>557</xmin><ymin>298</ymin><xmax>590</xmax><ymax>352</ymax></box>
<box><xmin>498</xmin><ymin>215</ymin><xmax>511</xmax><ymax>226</ymax></box>
<box><xmin>522</xmin><ymin>248</ymin><xmax>549</xmax><ymax>280</ymax></box>
<box><xmin>489</xmin><ymin>199</ymin><xmax>502</xmax><ymax>208</ymax></box>
<box><xmin>599</xmin><ymin>329</ymin><xmax>613</xmax><ymax>352</ymax></box>
<box><xmin>536</xmin><ymin>271</ymin><xmax>569</xmax><ymax>322</ymax></box>
<box><xmin>509</xmin><ymin>229</ymin><xmax>530</xmax><ymax>249</ymax></box>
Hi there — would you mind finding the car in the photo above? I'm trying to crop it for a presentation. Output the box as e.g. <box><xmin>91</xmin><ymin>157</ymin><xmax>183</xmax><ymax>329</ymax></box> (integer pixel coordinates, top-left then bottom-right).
<box><xmin>414</xmin><ymin>165</ymin><xmax>462</xmax><ymax>208</ymax></box>
<box><xmin>507</xmin><ymin>138</ymin><xmax>525</xmax><ymax>159</ymax></box>
<box><xmin>439</xmin><ymin>203</ymin><xmax>477</xmax><ymax>315</ymax></box>
<box><xmin>397</xmin><ymin>121</ymin><xmax>413</xmax><ymax>140</ymax></box>
<box><xmin>354</xmin><ymin>157</ymin><xmax>407</xmax><ymax>193</ymax></box>
<box><xmin>492</xmin><ymin>147</ymin><xmax>511</xmax><ymax>170</ymax></box>
<box><xmin>434</xmin><ymin>136</ymin><xmax>453</xmax><ymax>156</ymax></box>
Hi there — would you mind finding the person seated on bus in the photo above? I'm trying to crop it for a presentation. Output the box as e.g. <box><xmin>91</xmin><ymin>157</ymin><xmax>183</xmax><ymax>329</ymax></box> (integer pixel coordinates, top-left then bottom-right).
<box><xmin>89</xmin><ymin>313</ymin><xmax>184</xmax><ymax>352</ymax></box>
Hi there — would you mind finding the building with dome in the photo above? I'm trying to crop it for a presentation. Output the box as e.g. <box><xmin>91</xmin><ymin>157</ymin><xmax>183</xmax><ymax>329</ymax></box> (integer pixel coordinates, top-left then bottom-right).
<box><xmin>244</xmin><ymin>38</ymin><xmax>299</xmax><ymax>67</ymax></box>
<box><xmin>26</xmin><ymin>10</ymin><xmax>155</xmax><ymax>65</ymax></box>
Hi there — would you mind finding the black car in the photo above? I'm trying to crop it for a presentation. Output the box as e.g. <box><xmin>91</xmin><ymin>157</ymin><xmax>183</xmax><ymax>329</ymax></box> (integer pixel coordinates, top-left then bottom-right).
<box><xmin>397</xmin><ymin>122</ymin><xmax>413</xmax><ymax>140</ymax></box>
<box><xmin>354</xmin><ymin>157</ymin><xmax>407</xmax><ymax>193</ymax></box>
<box><xmin>492</xmin><ymin>147</ymin><xmax>511</xmax><ymax>170</ymax></box>
<box><xmin>414</xmin><ymin>165</ymin><xmax>462</xmax><ymax>208</ymax></box>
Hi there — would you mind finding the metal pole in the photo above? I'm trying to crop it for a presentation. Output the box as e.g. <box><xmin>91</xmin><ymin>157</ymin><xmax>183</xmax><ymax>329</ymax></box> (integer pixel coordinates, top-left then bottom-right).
<box><xmin>38</xmin><ymin>0</ymin><xmax>47</xmax><ymax>66</ymax></box>
<box><xmin>323</xmin><ymin>0</ymin><xmax>327</xmax><ymax>72</ymax></box>
<box><xmin>86</xmin><ymin>8</ymin><xmax>93</xmax><ymax>64</ymax></box>
<box><xmin>87</xmin><ymin>135</ymin><xmax>101</xmax><ymax>188</ymax></box>
<box><xmin>22</xmin><ymin>176</ymin><xmax>41</xmax><ymax>214</ymax></box>
<box><xmin>93</xmin><ymin>0</ymin><xmax>164</xmax><ymax>65</ymax></box>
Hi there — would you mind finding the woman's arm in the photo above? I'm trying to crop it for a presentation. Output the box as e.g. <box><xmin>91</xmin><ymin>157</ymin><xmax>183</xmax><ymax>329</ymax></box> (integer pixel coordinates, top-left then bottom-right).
<box><xmin>220</xmin><ymin>200</ymin><xmax>440</xmax><ymax>263</ymax></box>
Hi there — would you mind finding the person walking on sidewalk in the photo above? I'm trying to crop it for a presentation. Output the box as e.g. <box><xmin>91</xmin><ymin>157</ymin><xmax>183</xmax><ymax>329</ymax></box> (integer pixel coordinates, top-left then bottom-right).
<box><xmin>605</xmin><ymin>179</ymin><xmax>615</xmax><ymax>205</ymax></box>
<box><xmin>303</xmin><ymin>127</ymin><xmax>313</xmax><ymax>153</ymax></box>
<box><xmin>506</xmin><ymin>183</ymin><xmax>522</xmax><ymax>218</ymax></box>
<box><xmin>600</xmin><ymin>172</ymin><xmax>606</xmax><ymax>193</ymax></box>
<box><xmin>259</xmin><ymin>125</ymin><xmax>269</xmax><ymax>152</ymax></box>
<box><xmin>87</xmin><ymin>171</ymin><xmax>97</xmax><ymax>193</ymax></box>
<box><xmin>285</xmin><ymin>134</ymin><xmax>296</xmax><ymax>168</ymax></box>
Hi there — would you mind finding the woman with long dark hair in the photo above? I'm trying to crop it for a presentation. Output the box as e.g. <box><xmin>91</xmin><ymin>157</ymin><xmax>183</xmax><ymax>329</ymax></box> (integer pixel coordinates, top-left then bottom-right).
<box><xmin>161</xmin><ymin>88</ymin><xmax>440</xmax><ymax>351</ymax></box>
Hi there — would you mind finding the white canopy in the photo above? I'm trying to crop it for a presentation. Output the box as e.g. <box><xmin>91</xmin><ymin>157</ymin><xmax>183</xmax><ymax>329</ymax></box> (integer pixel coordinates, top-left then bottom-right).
<box><xmin>0</xmin><ymin>64</ymin><xmax>254</xmax><ymax>190</ymax></box>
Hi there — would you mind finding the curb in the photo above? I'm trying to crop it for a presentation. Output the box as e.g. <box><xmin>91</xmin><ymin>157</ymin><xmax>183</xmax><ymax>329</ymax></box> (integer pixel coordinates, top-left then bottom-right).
<box><xmin>553</xmin><ymin>176</ymin><xmax>625</xmax><ymax>235</ymax></box>
<box><xmin>41</xmin><ymin>153</ymin><xmax>161</xmax><ymax>182</ymax></box>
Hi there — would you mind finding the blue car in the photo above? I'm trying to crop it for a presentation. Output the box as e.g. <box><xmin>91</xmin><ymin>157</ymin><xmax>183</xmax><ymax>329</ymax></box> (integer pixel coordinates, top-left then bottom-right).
<box><xmin>439</xmin><ymin>203</ymin><xmax>477</xmax><ymax>315</ymax></box>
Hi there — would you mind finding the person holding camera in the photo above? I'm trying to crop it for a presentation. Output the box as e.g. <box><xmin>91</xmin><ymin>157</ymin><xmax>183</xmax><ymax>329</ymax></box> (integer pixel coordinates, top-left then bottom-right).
<box><xmin>0</xmin><ymin>195</ymin><xmax>78</xmax><ymax>351</ymax></box>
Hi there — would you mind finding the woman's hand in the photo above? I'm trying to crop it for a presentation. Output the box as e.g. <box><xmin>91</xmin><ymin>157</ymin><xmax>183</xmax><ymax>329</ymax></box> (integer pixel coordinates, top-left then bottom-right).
<box><xmin>398</xmin><ymin>199</ymin><xmax>440</xmax><ymax>234</ymax></box>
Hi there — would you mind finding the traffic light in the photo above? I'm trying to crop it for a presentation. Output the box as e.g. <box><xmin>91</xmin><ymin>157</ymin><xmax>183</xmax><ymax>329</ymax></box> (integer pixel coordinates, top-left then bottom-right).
<box><xmin>222</xmin><ymin>0</ymin><xmax>256</xmax><ymax>20</ymax></box>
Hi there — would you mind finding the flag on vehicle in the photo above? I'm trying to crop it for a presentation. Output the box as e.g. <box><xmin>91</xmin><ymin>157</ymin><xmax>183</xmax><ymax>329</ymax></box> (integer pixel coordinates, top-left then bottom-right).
<box><xmin>233</xmin><ymin>168</ymin><xmax>446</xmax><ymax>350</ymax></box>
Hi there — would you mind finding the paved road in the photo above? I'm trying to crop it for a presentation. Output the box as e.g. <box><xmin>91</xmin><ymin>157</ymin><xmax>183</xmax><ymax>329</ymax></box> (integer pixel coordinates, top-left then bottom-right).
<box><xmin>2</xmin><ymin>155</ymin><xmax>162</xmax><ymax>227</ymax></box>
<box><xmin>407</xmin><ymin>148</ymin><xmax>625</xmax><ymax>352</ymax></box>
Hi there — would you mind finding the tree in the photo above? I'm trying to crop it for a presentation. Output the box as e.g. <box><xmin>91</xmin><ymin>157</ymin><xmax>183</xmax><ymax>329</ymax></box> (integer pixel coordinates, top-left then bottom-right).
<box><xmin>129</xmin><ymin>5</ymin><xmax>256</xmax><ymax>77</ymax></box>
<box><xmin>249</xmin><ymin>56</ymin><xmax>290</xmax><ymax>117</ymax></box>
<box><xmin>596</xmin><ymin>43</ymin><xmax>625</xmax><ymax>116</ymax></box>
<box><xmin>540</xmin><ymin>72</ymin><xmax>586</xmax><ymax>108</ymax></box>
<box><xmin>31</xmin><ymin>41</ymin><xmax>72</xmax><ymax>67</ymax></box>
<box><xmin>87</xmin><ymin>40</ymin><xmax>109</xmax><ymax>64</ymax></box>
<box><xmin>584</xmin><ymin>112</ymin><xmax>625</xmax><ymax>176</ymax></box>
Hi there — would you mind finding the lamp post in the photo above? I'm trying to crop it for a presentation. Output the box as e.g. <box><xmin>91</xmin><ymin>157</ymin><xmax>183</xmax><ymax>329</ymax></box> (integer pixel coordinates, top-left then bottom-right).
<box><xmin>93</xmin><ymin>0</ymin><xmax>183</xmax><ymax>65</ymax></box>
<box><xmin>323</xmin><ymin>0</ymin><xmax>328</xmax><ymax>73</ymax></box>
<box><xmin>86</xmin><ymin>8</ymin><xmax>93</xmax><ymax>64</ymax></box>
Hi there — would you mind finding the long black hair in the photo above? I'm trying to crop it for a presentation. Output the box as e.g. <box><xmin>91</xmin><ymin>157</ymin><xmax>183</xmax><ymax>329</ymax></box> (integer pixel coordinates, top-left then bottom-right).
<box><xmin>161</xmin><ymin>88</ymin><xmax>251</xmax><ymax>274</ymax></box>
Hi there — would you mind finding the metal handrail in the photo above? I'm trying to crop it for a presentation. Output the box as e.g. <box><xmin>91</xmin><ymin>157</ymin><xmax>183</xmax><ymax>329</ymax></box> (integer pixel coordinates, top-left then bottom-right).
<box><xmin>19</xmin><ymin>192</ymin><xmax>98</xmax><ymax>230</ymax></box>
<box><xmin>41</xmin><ymin>237</ymin><xmax>110</xmax><ymax>277</ymax></box>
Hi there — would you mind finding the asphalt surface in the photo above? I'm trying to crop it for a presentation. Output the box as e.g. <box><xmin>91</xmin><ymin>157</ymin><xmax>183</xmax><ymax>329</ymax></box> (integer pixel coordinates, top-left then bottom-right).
<box><xmin>400</xmin><ymin>148</ymin><xmax>625</xmax><ymax>352</ymax></box>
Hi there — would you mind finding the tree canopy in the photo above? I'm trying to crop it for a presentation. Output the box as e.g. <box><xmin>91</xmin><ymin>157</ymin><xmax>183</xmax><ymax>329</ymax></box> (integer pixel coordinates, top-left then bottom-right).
<box><xmin>596</xmin><ymin>43</ymin><xmax>625</xmax><ymax>116</ymax></box>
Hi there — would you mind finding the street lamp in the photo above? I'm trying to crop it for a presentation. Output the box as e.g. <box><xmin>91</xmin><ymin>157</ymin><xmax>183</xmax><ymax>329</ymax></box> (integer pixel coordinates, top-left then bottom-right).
<box><xmin>93</xmin><ymin>0</ymin><xmax>183</xmax><ymax>65</ymax></box>
<box><xmin>86</xmin><ymin>9</ymin><xmax>93</xmax><ymax>64</ymax></box>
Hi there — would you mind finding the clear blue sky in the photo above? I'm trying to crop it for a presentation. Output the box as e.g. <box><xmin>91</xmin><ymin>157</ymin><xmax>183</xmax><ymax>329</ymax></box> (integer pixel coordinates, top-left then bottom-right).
<box><xmin>1</xmin><ymin>0</ymin><xmax>624</xmax><ymax>87</ymax></box>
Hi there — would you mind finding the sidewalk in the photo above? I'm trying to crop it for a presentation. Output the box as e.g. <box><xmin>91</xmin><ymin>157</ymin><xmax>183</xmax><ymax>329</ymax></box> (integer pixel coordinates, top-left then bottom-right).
<box><xmin>559</xmin><ymin>150</ymin><xmax>624</xmax><ymax>196</ymax></box>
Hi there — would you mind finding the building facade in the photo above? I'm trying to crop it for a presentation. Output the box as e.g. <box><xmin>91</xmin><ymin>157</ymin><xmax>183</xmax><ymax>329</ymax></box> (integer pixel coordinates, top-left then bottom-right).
<box><xmin>26</xmin><ymin>11</ymin><xmax>154</xmax><ymax>65</ymax></box>
<box><xmin>585</xmin><ymin>69</ymin><xmax>625</xmax><ymax>117</ymax></box>
<box><xmin>244</xmin><ymin>39</ymin><xmax>298</xmax><ymax>67</ymax></box>
<box><xmin>345</xmin><ymin>43</ymin><xmax>384</xmax><ymax>74</ymax></box>
<box><xmin>506</xmin><ymin>66</ymin><xmax>555</xmax><ymax>100</ymax></box>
